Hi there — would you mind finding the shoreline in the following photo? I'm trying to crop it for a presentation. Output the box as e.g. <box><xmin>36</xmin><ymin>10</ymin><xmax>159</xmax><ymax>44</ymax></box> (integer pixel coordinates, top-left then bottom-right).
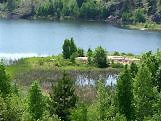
<box><xmin>1</xmin><ymin>15</ymin><xmax>161</xmax><ymax>32</ymax></box>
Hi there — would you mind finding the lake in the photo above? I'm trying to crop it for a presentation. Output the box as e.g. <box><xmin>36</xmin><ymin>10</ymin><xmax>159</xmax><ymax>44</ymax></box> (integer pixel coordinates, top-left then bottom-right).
<box><xmin>0</xmin><ymin>19</ymin><xmax>161</xmax><ymax>59</ymax></box>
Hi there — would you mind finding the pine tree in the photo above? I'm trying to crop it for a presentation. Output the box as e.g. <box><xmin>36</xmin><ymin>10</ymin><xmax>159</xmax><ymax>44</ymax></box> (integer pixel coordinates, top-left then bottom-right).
<box><xmin>130</xmin><ymin>62</ymin><xmax>138</xmax><ymax>78</ymax></box>
<box><xmin>155</xmin><ymin>67</ymin><xmax>161</xmax><ymax>92</ymax></box>
<box><xmin>134</xmin><ymin>64</ymin><xmax>155</xmax><ymax>121</ymax></box>
<box><xmin>97</xmin><ymin>80</ymin><xmax>110</xmax><ymax>120</ymax></box>
<box><xmin>28</xmin><ymin>81</ymin><xmax>45</xmax><ymax>121</ymax></box>
<box><xmin>0</xmin><ymin>65</ymin><xmax>11</xmax><ymax>98</ymax></box>
<box><xmin>77</xmin><ymin>48</ymin><xmax>84</xmax><ymax>57</ymax></box>
<box><xmin>50</xmin><ymin>73</ymin><xmax>77</xmax><ymax>121</ymax></box>
<box><xmin>70</xmin><ymin>37</ymin><xmax>77</xmax><ymax>56</ymax></box>
<box><xmin>62</xmin><ymin>38</ymin><xmax>77</xmax><ymax>59</ymax></box>
<box><xmin>116</xmin><ymin>65</ymin><xmax>134</xmax><ymax>121</ymax></box>
<box><xmin>62</xmin><ymin>39</ymin><xmax>71</xmax><ymax>59</ymax></box>
<box><xmin>76</xmin><ymin>0</ymin><xmax>84</xmax><ymax>8</ymax></box>
<box><xmin>94</xmin><ymin>46</ymin><xmax>108</xmax><ymax>68</ymax></box>
<box><xmin>87</xmin><ymin>48</ymin><xmax>93</xmax><ymax>65</ymax></box>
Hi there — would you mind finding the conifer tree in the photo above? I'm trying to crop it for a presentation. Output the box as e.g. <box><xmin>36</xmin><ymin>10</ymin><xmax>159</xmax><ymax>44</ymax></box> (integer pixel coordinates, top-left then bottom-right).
<box><xmin>94</xmin><ymin>46</ymin><xmax>108</xmax><ymax>68</ymax></box>
<box><xmin>62</xmin><ymin>39</ymin><xmax>71</xmax><ymax>59</ymax></box>
<box><xmin>130</xmin><ymin>62</ymin><xmax>138</xmax><ymax>78</ymax></box>
<box><xmin>76</xmin><ymin>0</ymin><xmax>84</xmax><ymax>8</ymax></box>
<box><xmin>28</xmin><ymin>81</ymin><xmax>45</xmax><ymax>121</ymax></box>
<box><xmin>70</xmin><ymin>37</ymin><xmax>77</xmax><ymax>56</ymax></box>
<box><xmin>62</xmin><ymin>38</ymin><xmax>77</xmax><ymax>59</ymax></box>
<box><xmin>134</xmin><ymin>64</ymin><xmax>155</xmax><ymax>121</ymax></box>
<box><xmin>50</xmin><ymin>73</ymin><xmax>77</xmax><ymax>121</ymax></box>
<box><xmin>155</xmin><ymin>67</ymin><xmax>161</xmax><ymax>92</ymax></box>
<box><xmin>97</xmin><ymin>80</ymin><xmax>110</xmax><ymax>120</ymax></box>
<box><xmin>87</xmin><ymin>48</ymin><xmax>93</xmax><ymax>65</ymax></box>
<box><xmin>116</xmin><ymin>65</ymin><xmax>134</xmax><ymax>121</ymax></box>
<box><xmin>0</xmin><ymin>65</ymin><xmax>11</xmax><ymax>98</ymax></box>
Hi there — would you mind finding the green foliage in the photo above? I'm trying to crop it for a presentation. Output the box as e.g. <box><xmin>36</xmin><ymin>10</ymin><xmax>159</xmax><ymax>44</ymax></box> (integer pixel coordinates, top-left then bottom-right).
<box><xmin>134</xmin><ymin>8</ymin><xmax>146</xmax><ymax>23</ymax></box>
<box><xmin>70</xmin><ymin>52</ymin><xmax>78</xmax><ymax>63</ymax></box>
<box><xmin>62</xmin><ymin>38</ymin><xmax>77</xmax><ymax>59</ymax></box>
<box><xmin>71</xmin><ymin>104</ymin><xmax>87</xmax><ymax>121</ymax></box>
<box><xmin>97</xmin><ymin>80</ymin><xmax>112</xmax><ymax>120</ymax></box>
<box><xmin>134</xmin><ymin>65</ymin><xmax>155</xmax><ymax>121</ymax></box>
<box><xmin>122</xmin><ymin>12</ymin><xmax>133</xmax><ymax>23</ymax></box>
<box><xmin>111</xmin><ymin>62</ymin><xmax>124</xmax><ymax>68</ymax></box>
<box><xmin>76</xmin><ymin>0</ymin><xmax>84</xmax><ymax>8</ymax></box>
<box><xmin>142</xmin><ymin>51</ymin><xmax>160</xmax><ymax>88</ymax></box>
<box><xmin>0</xmin><ymin>64</ymin><xmax>11</xmax><ymax>98</ymax></box>
<box><xmin>50</xmin><ymin>73</ymin><xmax>77</xmax><ymax>121</ymax></box>
<box><xmin>154</xmin><ymin>67</ymin><xmax>161</xmax><ymax>92</ymax></box>
<box><xmin>130</xmin><ymin>62</ymin><xmax>138</xmax><ymax>78</ymax></box>
<box><xmin>94</xmin><ymin>46</ymin><xmax>108</xmax><ymax>68</ymax></box>
<box><xmin>87</xmin><ymin>48</ymin><xmax>93</xmax><ymax>65</ymax></box>
<box><xmin>77</xmin><ymin>48</ymin><xmax>84</xmax><ymax>57</ymax></box>
<box><xmin>0</xmin><ymin>95</ymin><xmax>7</xmax><ymax>121</ymax></box>
<box><xmin>80</xmin><ymin>0</ymin><xmax>99</xmax><ymax>19</ymax></box>
<box><xmin>116</xmin><ymin>65</ymin><xmax>134</xmax><ymax>120</ymax></box>
<box><xmin>112</xmin><ymin>51</ymin><xmax>120</xmax><ymax>56</ymax></box>
<box><xmin>113</xmin><ymin>113</ymin><xmax>127</xmax><ymax>121</ymax></box>
<box><xmin>28</xmin><ymin>81</ymin><xmax>45</xmax><ymax>121</ymax></box>
<box><xmin>70</xmin><ymin>38</ymin><xmax>77</xmax><ymax>56</ymax></box>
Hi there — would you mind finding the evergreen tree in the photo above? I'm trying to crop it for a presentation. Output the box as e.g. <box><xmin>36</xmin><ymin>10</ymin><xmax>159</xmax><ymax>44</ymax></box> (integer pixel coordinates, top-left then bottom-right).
<box><xmin>130</xmin><ymin>62</ymin><xmax>138</xmax><ymax>78</ymax></box>
<box><xmin>142</xmin><ymin>51</ymin><xmax>160</xmax><ymax>88</ymax></box>
<box><xmin>76</xmin><ymin>0</ymin><xmax>84</xmax><ymax>8</ymax></box>
<box><xmin>97</xmin><ymin>80</ymin><xmax>110</xmax><ymax>120</ymax></box>
<box><xmin>28</xmin><ymin>81</ymin><xmax>45</xmax><ymax>121</ymax></box>
<box><xmin>77</xmin><ymin>48</ymin><xmax>84</xmax><ymax>57</ymax></box>
<box><xmin>116</xmin><ymin>65</ymin><xmax>134</xmax><ymax>121</ymax></box>
<box><xmin>134</xmin><ymin>64</ymin><xmax>155</xmax><ymax>121</ymax></box>
<box><xmin>50</xmin><ymin>73</ymin><xmax>77</xmax><ymax>121</ymax></box>
<box><xmin>62</xmin><ymin>38</ymin><xmax>77</xmax><ymax>59</ymax></box>
<box><xmin>0</xmin><ymin>65</ymin><xmax>11</xmax><ymax>98</ymax></box>
<box><xmin>62</xmin><ymin>39</ymin><xmax>71</xmax><ymax>59</ymax></box>
<box><xmin>94</xmin><ymin>46</ymin><xmax>108</xmax><ymax>68</ymax></box>
<box><xmin>155</xmin><ymin>67</ymin><xmax>161</xmax><ymax>92</ymax></box>
<box><xmin>87</xmin><ymin>48</ymin><xmax>93</xmax><ymax>65</ymax></box>
<box><xmin>70</xmin><ymin>37</ymin><xmax>77</xmax><ymax>56</ymax></box>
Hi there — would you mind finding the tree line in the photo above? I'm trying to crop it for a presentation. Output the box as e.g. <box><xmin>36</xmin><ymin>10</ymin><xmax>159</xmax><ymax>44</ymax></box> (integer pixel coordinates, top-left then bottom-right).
<box><xmin>62</xmin><ymin>37</ymin><xmax>109</xmax><ymax>68</ymax></box>
<box><xmin>1</xmin><ymin>0</ymin><xmax>161</xmax><ymax>24</ymax></box>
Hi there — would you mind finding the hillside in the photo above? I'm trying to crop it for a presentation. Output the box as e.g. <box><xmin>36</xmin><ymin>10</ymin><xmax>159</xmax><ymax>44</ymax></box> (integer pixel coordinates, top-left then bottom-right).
<box><xmin>0</xmin><ymin>0</ymin><xmax>161</xmax><ymax>25</ymax></box>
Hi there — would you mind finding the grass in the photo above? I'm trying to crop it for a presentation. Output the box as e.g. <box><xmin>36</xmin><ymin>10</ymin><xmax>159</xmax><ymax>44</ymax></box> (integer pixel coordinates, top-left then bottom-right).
<box><xmin>5</xmin><ymin>55</ymin><xmax>121</xmax><ymax>88</ymax></box>
<box><xmin>122</xmin><ymin>23</ymin><xmax>161</xmax><ymax>31</ymax></box>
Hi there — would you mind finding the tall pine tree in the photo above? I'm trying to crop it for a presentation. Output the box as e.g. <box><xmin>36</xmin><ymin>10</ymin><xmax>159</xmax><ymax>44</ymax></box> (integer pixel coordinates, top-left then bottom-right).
<box><xmin>0</xmin><ymin>65</ymin><xmax>11</xmax><ymax>98</ymax></box>
<box><xmin>134</xmin><ymin>64</ymin><xmax>155</xmax><ymax>121</ymax></box>
<box><xmin>28</xmin><ymin>81</ymin><xmax>45</xmax><ymax>121</ymax></box>
<box><xmin>116</xmin><ymin>65</ymin><xmax>134</xmax><ymax>121</ymax></box>
<box><xmin>50</xmin><ymin>73</ymin><xmax>77</xmax><ymax>121</ymax></box>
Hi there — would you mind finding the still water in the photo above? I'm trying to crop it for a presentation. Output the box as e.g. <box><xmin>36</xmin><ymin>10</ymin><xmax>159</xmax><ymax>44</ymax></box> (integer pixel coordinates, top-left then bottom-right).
<box><xmin>0</xmin><ymin>19</ymin><xmax>161</xmax><ymax>59</ymax></box>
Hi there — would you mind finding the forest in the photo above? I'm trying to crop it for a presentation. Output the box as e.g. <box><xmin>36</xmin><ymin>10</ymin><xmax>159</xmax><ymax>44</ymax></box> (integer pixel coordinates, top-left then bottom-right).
<box><xmin>0</xmin><ymin>0</ymin><xmax>161</xmax><ymax>25</ymax></box>
<box><xmin>0</xmin><ymin>39</ymin><xmax>161</xmax><ymax>121</ymax></box>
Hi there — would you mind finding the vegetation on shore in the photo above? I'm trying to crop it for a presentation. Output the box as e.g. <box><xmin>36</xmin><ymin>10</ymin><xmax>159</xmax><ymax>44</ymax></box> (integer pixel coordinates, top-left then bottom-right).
<box><xmin>0</xmin><ymin>48</ymin><xmax>161</xmax><ymax>121</ymax></box>
<box><xmin>6</xmin><ymin>38</ymin><xmax>139</xmax><ymax>86</ymax></box>
<box><xmin>1</xmin><ymin>0</ymin><xmax>161</xmax><ymax>30</ymax></box>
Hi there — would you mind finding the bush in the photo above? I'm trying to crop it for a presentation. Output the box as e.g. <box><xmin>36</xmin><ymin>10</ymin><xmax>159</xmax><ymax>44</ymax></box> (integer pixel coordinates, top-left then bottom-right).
<box><xmin>111</xmin><ymin>63</ymin><xmax>124</xmax><ymax>68</ymax></box>
<box><xmin>134</xmin><ymin>8</ymin><xmax>146</xmax><ymax>23</ymax></box>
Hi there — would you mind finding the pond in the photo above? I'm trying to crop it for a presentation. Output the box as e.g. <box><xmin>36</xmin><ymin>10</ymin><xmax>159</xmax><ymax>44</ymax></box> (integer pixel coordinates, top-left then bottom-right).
<box><xmin>0</xmin><ymin>19</ymin><xmax>161</xmax><ymax>59</ymax></box>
